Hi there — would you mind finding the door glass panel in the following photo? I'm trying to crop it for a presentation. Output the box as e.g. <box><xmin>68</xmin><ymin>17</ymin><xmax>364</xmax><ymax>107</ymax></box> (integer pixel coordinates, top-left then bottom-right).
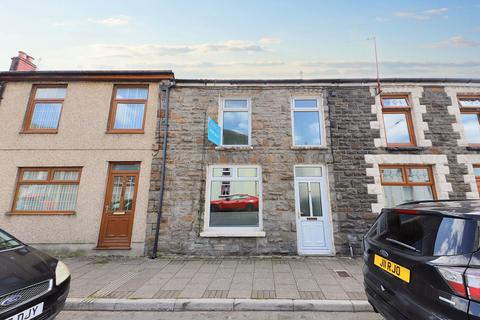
<box><xmin>310</xmin><ymin>182</ymin><xmax>323</xmax><ymax>217</ymax></box>
<box><xmin>112</xmin><ymin>164</ymin><xmax>140</xmax><ymax>171</ymax></box>
<box><xmin>299</xmin><ymin>182</ymin><xmax>310</xmax><ymax>217</ymax></box>
<box><xmin>110</xmin><ymin>176</ymin><xmax>123</xmax><ymax>211</ymax></box>
<box><xmin>295</xmin><ymin>167</ymin><xmax>322</xmax><ymax>177</ymax></box>
<box><xmin>123</xmin><ymin>176</ymin><xmax>135</xmax><ymax>211</ymax></box>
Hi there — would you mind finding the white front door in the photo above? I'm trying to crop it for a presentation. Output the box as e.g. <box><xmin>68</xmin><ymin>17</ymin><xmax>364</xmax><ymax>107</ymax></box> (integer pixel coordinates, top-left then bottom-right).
<box><xmin>294</xmin><ymin>166</ymin><xmax>334</xmax><ymax>255</ymax></box>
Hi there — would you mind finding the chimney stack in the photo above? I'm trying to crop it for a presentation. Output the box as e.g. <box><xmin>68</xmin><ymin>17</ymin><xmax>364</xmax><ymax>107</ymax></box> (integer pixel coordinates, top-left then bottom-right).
<box><xmin>9</xmin><ymin>51</ymin><xmax>37</xmax><ymax>71</ymax></box>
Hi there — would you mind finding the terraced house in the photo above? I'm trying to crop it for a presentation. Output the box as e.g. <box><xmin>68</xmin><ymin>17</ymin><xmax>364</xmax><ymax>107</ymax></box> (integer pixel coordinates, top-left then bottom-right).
<box><xmin>0</xmin><ymin>52</ymin><xmax>174</xmax><ymax>255</ymax></box>
<box><xmin>2</xmin><ymin>52</ymin><xmax>480</xmax><ymax>257</ymax></box>
<box><xmin>145</xmin><ymin>78</ymin><xmax>480</xmax><ymax>256</ymax></box>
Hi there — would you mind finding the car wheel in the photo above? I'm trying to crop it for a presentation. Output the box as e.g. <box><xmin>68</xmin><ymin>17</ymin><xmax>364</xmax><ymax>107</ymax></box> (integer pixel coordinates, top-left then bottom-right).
<box><xmin>211</xmin><ymin>204</ymin><xmax>220</xmax><ymax>212</ymax></box>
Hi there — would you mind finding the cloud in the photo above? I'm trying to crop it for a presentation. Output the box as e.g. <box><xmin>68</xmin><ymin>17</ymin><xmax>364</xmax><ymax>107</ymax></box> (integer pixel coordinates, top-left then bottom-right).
<box><xmin>89</xmin><ymin>15</ymin><xmax>130</xmax><ymax>26</ymax></box>
<box><xmin>89</xmin><ymin>39</ymin><xmax>276</xmax><ymax>58</ymax></box>
<box><xmin>52</xmin><ymin>15</ymin><xmax>130</xmax><ymax>27</ymax></box>
<box><xmin>258</xmin><ymin>38</ymin><xmax>281</xmax><ymax>45</ymax></box>
<box><xmin>394</xmin><ymin>7</ymin><xmax>448</xmax><ymax>20</ymax></box>
<box><xmin>429</xmin><ymin>36</ymin><xmax>480</xmax><ymax>48</ymax></box>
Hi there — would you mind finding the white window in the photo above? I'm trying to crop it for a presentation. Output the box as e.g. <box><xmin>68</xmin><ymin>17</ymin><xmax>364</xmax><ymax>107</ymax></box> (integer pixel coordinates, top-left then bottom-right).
<box><xmin>201</xmin><ymin>165</ymin><xmax>264</xmax><ymax>237</ymax></box>
<box><xmin>291</xmin><ymin>98</ymin><xmax>323</xmax><ymax>146</ymax></box>
<box><xmin>219</xmin><ymin>98</ymin><xmax>251</xmax><ymax>146</ymax></box>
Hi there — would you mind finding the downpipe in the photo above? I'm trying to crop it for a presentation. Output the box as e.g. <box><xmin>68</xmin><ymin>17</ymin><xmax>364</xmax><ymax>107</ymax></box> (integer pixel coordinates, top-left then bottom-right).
<box><xmin>151</xmin><ymin>79</ymin><xmax>175</xmax><ymax>259</ymax></box>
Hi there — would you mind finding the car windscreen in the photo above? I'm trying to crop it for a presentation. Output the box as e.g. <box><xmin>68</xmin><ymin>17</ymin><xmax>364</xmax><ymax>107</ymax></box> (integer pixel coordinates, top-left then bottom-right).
<box><xmin>367</xmin><ymin>210</ymin><xmax>479</xmax><ymax>256</ymax></box>
<box><xmin>0</xmin><ymin>229</ymin><xmax>22</xmax><ymax>251</ymax></box>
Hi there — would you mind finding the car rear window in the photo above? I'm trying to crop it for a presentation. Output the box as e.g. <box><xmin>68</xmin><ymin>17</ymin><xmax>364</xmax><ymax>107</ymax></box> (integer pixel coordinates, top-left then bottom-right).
<box><xmin>0</xmin><ymin>229</ymin><xmax>22</xmax><ymax>251</ymax></box>
<box><xmin>367</xmin><ymin>210</ymin><xmax>479</xmax><ymax>256</ymax></box>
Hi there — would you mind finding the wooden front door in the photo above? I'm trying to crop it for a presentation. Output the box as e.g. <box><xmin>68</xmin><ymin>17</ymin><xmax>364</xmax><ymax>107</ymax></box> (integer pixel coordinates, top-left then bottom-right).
<box><xmin>97</xmin><ymin>162</ymin><xmax>140</xmax><ymax>249</ymax></box>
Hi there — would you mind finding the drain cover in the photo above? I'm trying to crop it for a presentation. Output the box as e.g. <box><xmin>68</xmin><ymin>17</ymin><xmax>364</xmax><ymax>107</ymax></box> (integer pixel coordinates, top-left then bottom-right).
<box><xmin>334</xmin><ymin>270</ymin><xmax>351</xmax><ymax>278</ymax></box>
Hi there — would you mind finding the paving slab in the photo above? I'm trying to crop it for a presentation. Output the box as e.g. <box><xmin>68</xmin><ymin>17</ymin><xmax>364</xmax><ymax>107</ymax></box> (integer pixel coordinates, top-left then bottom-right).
<box><xmin>64</xmin><ymin>255</ymin><xmax>368</xmax><ymax>308</ymax></box>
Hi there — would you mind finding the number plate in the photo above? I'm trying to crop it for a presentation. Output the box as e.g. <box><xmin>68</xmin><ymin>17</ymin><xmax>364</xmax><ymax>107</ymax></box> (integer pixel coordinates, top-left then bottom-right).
<box><xmin>374</xmin><ymin>254</ymin><xmax>411</xmax><ymax>283</ymax></box>
<box><xmin>6</xmin><ymin>302</ymin><xmax>43</xmax><ymax>320</ymax></box>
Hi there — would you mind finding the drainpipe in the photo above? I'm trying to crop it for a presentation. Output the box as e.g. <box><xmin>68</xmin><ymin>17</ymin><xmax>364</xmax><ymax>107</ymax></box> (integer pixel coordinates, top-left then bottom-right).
<box><xmin>0</xmin><ymin>82</ymin><xmax>6</xmax><ymax>101</ymax></box>
<box><xmin>151</xmin><ymin>79</ymin><xmax>175</xmax><ymax>259</ymax></box>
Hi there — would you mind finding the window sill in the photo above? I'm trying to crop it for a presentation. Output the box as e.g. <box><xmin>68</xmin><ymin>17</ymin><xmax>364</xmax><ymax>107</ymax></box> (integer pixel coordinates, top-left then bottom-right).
<box><xmin>385</xmin><ymin>146</ymin><xmax>427</xmax><ymax>152</ymax></box>
<box><xmin>6</xmin><ymin>211</ymin><xmax>76</xmax><ymax>216</ymax></box>
<box><xmin>215</xmin><ymin>146</ymin><xmax>253</xmax><ymax>151</ymax></box>
<box><xmin>106</xmin><ymin>130</ymin><xmax>145</xmax><ymax>134</ymax></box>
<box><xmin>291</xmin><ymin>145</ymin><xmax>328</xmax><ymax>150</ymax></box>
<box><xmin>200</xmin><ymin>230</ymin><xmax>266</xmax><ymax>238</ymax></box>
<box><xmin>19</xmin><ymin>130</ymin><xmax>58</xmax><ymax>134</ymax></box>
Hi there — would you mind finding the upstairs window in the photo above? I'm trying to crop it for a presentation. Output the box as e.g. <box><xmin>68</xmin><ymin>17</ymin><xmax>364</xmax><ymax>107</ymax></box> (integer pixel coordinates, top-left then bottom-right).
<box><xmin>108</xmin><ymin>86</ymin><xmax>149</xmax><ymax>133</ymax></box>
<box><xmin>12</xmin><ymin>167</ymin><xmax>82</xmax><ymax>214</ymax></box>
<box><xmin>381</xmin><ymin>96</ymin><xmax>416</xmax><ymax>147</ymax></box>
<box><xmin>380</xmin><ymin>165</ymin><xmax>435</xmax><ymax>207</ymax></box>
<box><xmin>292</xmin><ymin>98</ymin><xmax>323</xmax><ymax>146</ymax></box>
<box><xmin>220</xmin><ymin>99</ymin><xmax>251</xmax><ymax>146</ymax></box>
<box><xmin>23</xmin><ymin>85</ymin><xmax>67</xmax><ymax>133</ymax></box>
<box><xmin>459</xmin><ymin>96</ymin><xmax>480</xmax><ymax>145</ymax></box>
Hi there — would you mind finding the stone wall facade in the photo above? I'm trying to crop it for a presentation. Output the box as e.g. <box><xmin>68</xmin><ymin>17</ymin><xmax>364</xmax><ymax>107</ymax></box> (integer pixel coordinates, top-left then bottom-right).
<box><xmin>146</xmin><ymin>81</ymin><xmax>480</xmax><ymax>256</ymax></box>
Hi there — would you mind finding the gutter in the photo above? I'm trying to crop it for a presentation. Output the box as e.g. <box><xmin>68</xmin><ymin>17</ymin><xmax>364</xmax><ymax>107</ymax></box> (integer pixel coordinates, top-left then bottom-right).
<box><xmin>151</xmin><ymin>79</ymin><xmax>175</xmax><ymax>259</ymax></box>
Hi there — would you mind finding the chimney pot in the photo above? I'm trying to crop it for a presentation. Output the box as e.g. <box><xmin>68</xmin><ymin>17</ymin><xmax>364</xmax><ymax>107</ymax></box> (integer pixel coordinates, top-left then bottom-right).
<box><xmin>10</xmin><ymin>51</ymin><xmax>37</xmax><ymax>71</ymax></box>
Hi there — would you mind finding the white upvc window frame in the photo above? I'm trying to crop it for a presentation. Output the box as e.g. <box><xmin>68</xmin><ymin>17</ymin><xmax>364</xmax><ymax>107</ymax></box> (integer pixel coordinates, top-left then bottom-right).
<box><xmin>291</xmin><ymin>96</ymin><xmax>325</xmax><ymax>147</ymax></box>
<box><xmin>218</xmin><ymin>98</ymin><xmax>252</xmax><ymax>147</ymax></box>
<box><xmin>200</xmin><ymin>164</ymin><xmax>265</xmax><ymax>237</ymax></box>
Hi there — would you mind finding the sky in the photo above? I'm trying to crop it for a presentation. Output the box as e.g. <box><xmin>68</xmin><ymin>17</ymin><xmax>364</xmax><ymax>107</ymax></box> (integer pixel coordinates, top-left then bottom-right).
<box><xmin>1</xmin><ymin>0</ymin><xmax>479</xmax><ymax>79</ymax></box>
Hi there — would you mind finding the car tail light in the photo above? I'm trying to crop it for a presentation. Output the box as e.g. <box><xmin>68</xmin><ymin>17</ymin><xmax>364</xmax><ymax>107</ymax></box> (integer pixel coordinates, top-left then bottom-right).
<box><xmin>466</xmin><ymin>268</ymin><xmax>480</xmax><ymax>302</ymax></box>
<box><xmin>437</xmin><ymin>267</ymin><xmax>467</xmax><ymax>298</ymax></box>
<box><xmin>394</xmin><ymin>209</ymin><xmax>419</xmax><ymax>215</ymax></box>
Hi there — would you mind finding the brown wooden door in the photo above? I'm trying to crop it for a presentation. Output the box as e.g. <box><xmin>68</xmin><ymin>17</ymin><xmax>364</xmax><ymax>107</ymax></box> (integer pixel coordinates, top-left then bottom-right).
<box><xmin>97</xmin><ymin>163</ymin><xmax>140</xmax><ymax>249</ymax></box>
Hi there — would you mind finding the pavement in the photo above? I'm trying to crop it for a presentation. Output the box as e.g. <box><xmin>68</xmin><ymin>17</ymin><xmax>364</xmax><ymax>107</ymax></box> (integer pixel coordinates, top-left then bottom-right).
<box><xmin>57</xmin><ymin>311</ymin><xmax>383</xmax><ymax>319</ymax></box>
<box><xmin>63</xmin><ymin>256</ymin><xmax>372</xmax><ymax>313</ymax></box>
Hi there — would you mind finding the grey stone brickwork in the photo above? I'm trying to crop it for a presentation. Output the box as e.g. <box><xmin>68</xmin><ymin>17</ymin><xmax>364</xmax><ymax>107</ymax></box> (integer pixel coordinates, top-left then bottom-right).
<box><xmin>327</xmin><ymin>87</ymin><xmax>378</xmax><ymax>254</ymax></box>
<box><xmin>146</xmin><ymin>85</ymin><xmax>336</xmax><ymax>255</ymax></box>
<box><xmin>146</xmin><ymin>82</ymin><xmax>479</xmax><ymax>257</ymax></box>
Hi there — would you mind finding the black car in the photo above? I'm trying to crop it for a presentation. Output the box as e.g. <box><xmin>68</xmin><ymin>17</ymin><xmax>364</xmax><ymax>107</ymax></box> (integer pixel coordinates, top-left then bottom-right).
<box><xmin>363</xmin><ymin>200</ymin><xmax>480</xmax><ymax>320</ymax></box>
<box><xmin>0</xmin><ymin>228</ymin><xmax>70</xmax><ymax>320</ymax></box>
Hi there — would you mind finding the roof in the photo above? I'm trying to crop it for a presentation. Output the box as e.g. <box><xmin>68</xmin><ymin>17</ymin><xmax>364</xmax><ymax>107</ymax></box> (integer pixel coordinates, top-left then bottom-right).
<box><xmin>394</xmin><ymin>200</ymin><xmax>480</xmax><ymax>218</ymax></box>
<box><xmin>0</xmin><ymin>70</ymin><xmax>174</xmax><ymax>82</ymax></box>
<box><xmin>176</xmin><ymin>78</ymin><xmax>480</xmax><ymax>85</ymax></box>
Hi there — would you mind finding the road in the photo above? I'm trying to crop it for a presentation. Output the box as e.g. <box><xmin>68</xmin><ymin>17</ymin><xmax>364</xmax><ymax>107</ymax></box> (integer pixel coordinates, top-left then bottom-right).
<box><xmin>57</xmin><ymin>311</ymin><xmax>383</xmax><ymax>319</ymax></box>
